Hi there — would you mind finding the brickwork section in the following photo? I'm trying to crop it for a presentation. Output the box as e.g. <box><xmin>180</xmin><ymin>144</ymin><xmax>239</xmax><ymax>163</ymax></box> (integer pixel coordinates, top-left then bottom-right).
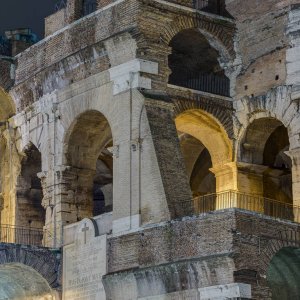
<box><xmin>13</xmin><ymin>41</ymin><xmax>109</xmax><ymax>112</ymax></box>
<box><xmin>0</xmin><ymin>61</ymin><xmax>13</xmax><ymax>91</ymax></box>
<box><xmin>144</xmin><ymin>100</ymin><xmax>193</xmax><ymax>218</ymax></box>
<box><xmin>45</xmin><ymin>9</ymin><xmax>67</xmax><ymax>37</ymax></box>
<box><xmin>0</xmin><ymin>243</ymin><xmax>61</xmax><ymax>289</ymax></box>
<box><xmin>106</xmin><ymin>209</ymin><xmax>300</xmax><ymax>298</ymax></box>
<box><xmin>13</xmin><ymin>0</ymin><xmax>235</xmax><ymax>110</ymax></box>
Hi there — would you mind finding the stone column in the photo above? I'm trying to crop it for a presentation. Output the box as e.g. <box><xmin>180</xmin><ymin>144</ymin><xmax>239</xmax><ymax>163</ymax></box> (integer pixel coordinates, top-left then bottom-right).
<box><xmin>210</xmin><ymin>162</ymin><xmax>267</xmax><ymax>212</ymax></box>
<box><xmin>39</xmin><ymin>165</ymin><xmax>95</xmax><ymax>247</ymax></box>
<box><xmin>108</xmin><ymin>59</ymin><xmax>193</xmax><ymax>233</ymax></box>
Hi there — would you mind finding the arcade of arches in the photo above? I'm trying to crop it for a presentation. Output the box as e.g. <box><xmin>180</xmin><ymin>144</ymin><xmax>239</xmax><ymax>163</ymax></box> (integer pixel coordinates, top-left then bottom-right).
<box><xmin>176</xmin><ymin>111</ymin><xmax>295</xmax><ymax>220</ymax></box>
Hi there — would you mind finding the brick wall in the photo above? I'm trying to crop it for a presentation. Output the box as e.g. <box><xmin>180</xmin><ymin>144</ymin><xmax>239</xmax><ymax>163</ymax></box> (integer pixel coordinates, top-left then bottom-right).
<box><xmin>105</xmin><ymin>209</ymin><xmax>300</xmax><ymax>299</ymax></box>
<box><xmin>45</xmin><ymin>9</ymin><xmax>67</xmax><ymax>37</ymax></box>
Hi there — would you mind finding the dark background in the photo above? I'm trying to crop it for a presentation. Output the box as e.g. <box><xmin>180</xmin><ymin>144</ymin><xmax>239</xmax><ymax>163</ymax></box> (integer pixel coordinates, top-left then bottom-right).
<box><xmin>0</xmin><ymin>0</ymin><xmax>57</xmax><ymax>39</ymax></box>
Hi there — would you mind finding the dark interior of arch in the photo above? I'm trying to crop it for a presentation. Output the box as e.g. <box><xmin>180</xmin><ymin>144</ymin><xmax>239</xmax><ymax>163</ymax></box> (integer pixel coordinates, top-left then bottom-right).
<box><xmin>0</xmin><ymin>263</ymin><xmax>54</xmax><ymax>299</ymax></box>
<box><xmin>190</xmin><ymin>148</ymin><xmax>215</xmax><ymax>197</ymax></box>
<box><xmin>179</xmin><ymin>132</ymin><xmax>216</xmax><ymax>209</ymax></box>
<box><xmin>196</xmin><ymin>0</ymin><xmax>233</xmax><ymax>18</ymax></box>
<box><xmin>263</xmin><ymin>124</ymin><xmax>292</xmax><ymax>204</ymax></box>
<box><xmin>267</xmin><ymin>247</ymin><xmax>300</xmax><ymax>300</ymax></box>
<box><xmin>66</xmin><ymin>110</ymin><xmax>113</xmax><ymax>217</ymax></box>
<box><xmin>16</xmin><ymin>144</ymin><xmax>45</xmax><ymax>231</ymax></box>
<box><xmin>242</xmin><ymin>118</ymin><xmax>292</xmax><ymax>209</ymax></box>
<box><xmin>168</xmin><ymin>29</ymin><xmax>230</xmax><ymax>96</ymax></box>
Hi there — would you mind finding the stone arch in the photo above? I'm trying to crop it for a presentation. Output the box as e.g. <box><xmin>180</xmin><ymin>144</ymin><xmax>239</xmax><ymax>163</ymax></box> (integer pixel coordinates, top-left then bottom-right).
<box><xmin>175</xmin><ymin>109</ymin><xmax>233</xmax><ymax>167</ymax></box>
<box><xmin>266</xmin><ymin>246</ymin><xmax>300</xmax><ymax>299</ymax></box>
<box><xmin>237</xmin><ymin>116</ymin><xmax>293</xmax><ymax>207</ymax></box>
<box><xmin>259</xmin><ymin>229</ymin><xmax>300</xmax><ymax>276</ymax></box>
<box><xmin>63</xmin><ymin>109</ymin><xmax>114</xmax><ymax>220</ymax></box>
<box><xmin>0</xmin><ymin>244</ymin><xmax>60</xmax><ymax>290</ymax></box>
<box><xmin>0</xmin><ymin>263</ymin><xmax>55</xmax><ymax>299</ymax></box>
<box><xmin>173</xmin><ymin>98</ymin><xmax>234</xmax><ymax>138</ymax></box>
<box><xmin>160</xmin><ymin>14</ymin><xmax>235</xmax><ymax>60</ymax></box>
<box><xmin>168</xmin><ymin>28</ymin><xmax>231</xmax><ymax>97</ymax></box>
<box><xmin>238</xmin><ymin>116</ymin><xmax>289</xmax><ymax>165</ymax></box>
<box><xmin>235</xmin><ymin>87</ymin><xmax>300</xmax><ymax>153</ymax></box>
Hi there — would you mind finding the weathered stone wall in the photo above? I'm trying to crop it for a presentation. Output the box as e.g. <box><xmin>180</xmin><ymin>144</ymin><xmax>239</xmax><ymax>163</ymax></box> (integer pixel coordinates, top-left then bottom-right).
<box><xmin>226</xmin><ymin>0</ymin><xmax>300</xmax><ymax>98</ymax></box>
<box><xmin>103</xmin><ymin>209</ymin><xmax>300</xmax><ymax>299</ymax></box>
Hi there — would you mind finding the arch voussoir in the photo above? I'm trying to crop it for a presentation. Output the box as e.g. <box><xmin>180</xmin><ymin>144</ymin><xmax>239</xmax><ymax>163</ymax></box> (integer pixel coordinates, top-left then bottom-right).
<box><xmin>0</xmin><ymin>244</ymin><xmax>60</xmax><ymax>288</ymax></box>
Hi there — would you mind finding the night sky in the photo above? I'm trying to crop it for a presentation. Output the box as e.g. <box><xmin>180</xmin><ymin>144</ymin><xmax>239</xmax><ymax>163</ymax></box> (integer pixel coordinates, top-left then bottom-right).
<box><xmin>0</xmin><ymin>0</ymin><xmax>57</xmax><ymax>39</ymax></box>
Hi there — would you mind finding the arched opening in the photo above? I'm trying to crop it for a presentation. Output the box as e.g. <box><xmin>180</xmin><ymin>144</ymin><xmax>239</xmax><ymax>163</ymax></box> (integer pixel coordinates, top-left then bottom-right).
<box><xmin>168</xmin><ymin>29</ymin><xmax>230</xmax><ymax>96</ymax></box>
<box><xmin>267</xmin><ymin>247</ymin><xmax>300</xmax><ymax>299</ymax></box>
<box><xmin>14</xmin><ymin>144</ymin><xmax>45</xmax><ymax>244</ymax></box>
<box><xmin>179</xmin><ymin>133</ymin><xmax>216</xmax><ymax>197</ymax></box>
<box><xmin>0</xmin><ymin>263</ymin><xmax>56</xmax><ymax>299</ymax></box>
<box><xmin>176</xmin><ymin>110</ymin><xmax>232</xmax><ymax>213</ymax></box>
<box><xmin>241</xmin><ymin>118</ymin><xmax>293</xmax><ymax>219</ymax></box>
<box><xmin>65</xmin><ymin>110</ymin><xmax>113</xmax><ymax>221</ymax></box>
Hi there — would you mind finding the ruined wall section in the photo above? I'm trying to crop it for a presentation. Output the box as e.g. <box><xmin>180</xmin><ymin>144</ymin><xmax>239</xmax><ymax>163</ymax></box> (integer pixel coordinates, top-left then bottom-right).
<box><xmin>13</xmin><ymin>0</ymin><xmax>237</xmax><ymax>113</ymax></box>
<box><xmin>104</xmin><ymin>209</ymin><xmax>300</xmax><ymax>299</ymax></box>
<box><xmin>225</xmin><ymin>0</ymin><xmax>295</xmax><ymax>98</ymax></box>
<box><xmin>13</xmin><ymin>0</ymin><xmax>141</xmax><ymax>112</ymax></box>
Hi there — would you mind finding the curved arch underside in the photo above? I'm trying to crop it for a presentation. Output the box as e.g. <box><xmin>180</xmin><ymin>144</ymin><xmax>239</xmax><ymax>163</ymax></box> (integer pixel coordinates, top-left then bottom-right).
<box><xmin>0</xmin><ymin>263</ymin><xmax>54</xmax><ymax>300</ymax></box>
<box><xmin>65</xmin><ymin>110</ymin><xmax>113</xmax><ymax>170</ymax></box>
<box><xmin>267</xmin><ymin>247</ymin><xmax>300</xmax><ymax>300</ymax></box>
<box><xmin>175</xmin><ymin>109</ymin><xmax>232</xmax><ymax>167</ymax></box>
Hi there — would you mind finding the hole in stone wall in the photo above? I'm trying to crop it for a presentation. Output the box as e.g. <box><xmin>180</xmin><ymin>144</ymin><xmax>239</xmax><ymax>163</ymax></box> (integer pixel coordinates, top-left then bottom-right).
<box><xmin>275</xmin><ymin>75</ymin><xmax>279</xmax><ymax>80</ymax></box>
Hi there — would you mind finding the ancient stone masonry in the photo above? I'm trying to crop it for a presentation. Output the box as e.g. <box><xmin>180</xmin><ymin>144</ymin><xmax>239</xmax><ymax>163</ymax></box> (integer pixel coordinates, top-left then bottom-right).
<box><xmin>1</xmin><ymin>0</ymin><xmax>300</xmax><ymax>299</ymax></box>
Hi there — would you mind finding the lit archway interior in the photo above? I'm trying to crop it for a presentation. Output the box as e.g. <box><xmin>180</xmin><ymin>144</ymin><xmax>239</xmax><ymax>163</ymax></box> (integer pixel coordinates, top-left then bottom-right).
<box><xmin>267</xmin><ymin>247</ymin><xmax>300</xmax><ymax>299</ymax></box>
<box><xmin>0</xmin><ymin>263</ymin><xmax>55</xmax><ymax>299</ymax></box>
<box><xmin>168</xmin><ymin>29</ymin><xmax>230</xmax><ymax>96</ymax></box>
<box><xmin>179</xmin><ymin>133</ymin><xmax>216</xmax><ymax>197</ymax></box>
<box><xmin>65</xmin><ymin>110</ymin><xmax>113</xmax><ymax>220</ymax></box>
<box><xmin>16</xmin><ymin>144</ymin><xmax>45</xmax><ymax>231</ymax></box>
<box><xmin>241</xmin><ymin>118</ymin><xmax>292</xmax><ymax>205</ymax></box>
